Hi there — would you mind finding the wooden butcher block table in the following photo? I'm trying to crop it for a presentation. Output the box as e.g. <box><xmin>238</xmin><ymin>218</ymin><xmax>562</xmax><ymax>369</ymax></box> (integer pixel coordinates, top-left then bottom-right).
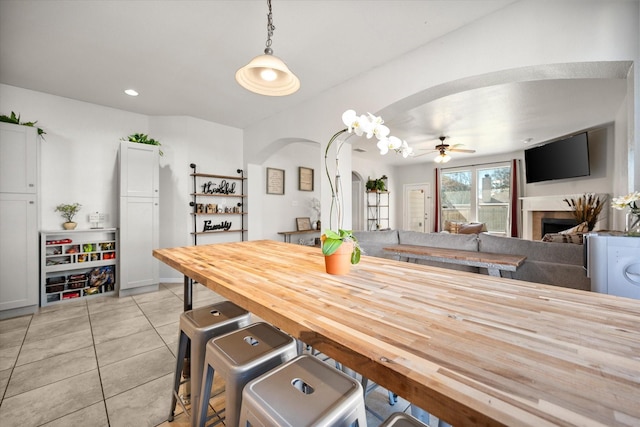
<box><xmin>154</xmin><ymin>240</ymin><xmax>640</xmax><ymax>427</ymax></box>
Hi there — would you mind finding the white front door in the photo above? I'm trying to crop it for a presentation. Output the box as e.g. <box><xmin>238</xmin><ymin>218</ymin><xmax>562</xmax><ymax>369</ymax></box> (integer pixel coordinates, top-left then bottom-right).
<box><xmin>404</xmin><ymin>183</ymin><xmax>431</xmax><ymax>232</ymax></box>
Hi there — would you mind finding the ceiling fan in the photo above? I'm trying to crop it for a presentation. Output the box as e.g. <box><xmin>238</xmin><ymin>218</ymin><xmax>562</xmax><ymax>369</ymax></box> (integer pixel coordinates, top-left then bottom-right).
<box><xmin>415</xmin><ymin>136</ymin><xmax>476</xmax><ymax>163</ymax></box>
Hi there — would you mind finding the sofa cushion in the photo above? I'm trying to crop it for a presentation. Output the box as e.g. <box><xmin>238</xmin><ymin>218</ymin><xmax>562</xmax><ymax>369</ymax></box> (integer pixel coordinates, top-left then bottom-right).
<box><xmin>478</xmin><ymin>233</ymin><xmax>583</xmax><ymax>265</ymax></box>
<box><xmin>353</xmin><ymin>229</ymin><xmax>399</xmax><ymax>259</ymax></box>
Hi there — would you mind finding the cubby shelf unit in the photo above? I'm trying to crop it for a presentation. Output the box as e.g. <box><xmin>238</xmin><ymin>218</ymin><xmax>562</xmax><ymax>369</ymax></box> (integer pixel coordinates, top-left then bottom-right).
<box><xmin>41</xmin><ymin>228</ymin><xmax>118</xmax><ymax>306</ymax></box>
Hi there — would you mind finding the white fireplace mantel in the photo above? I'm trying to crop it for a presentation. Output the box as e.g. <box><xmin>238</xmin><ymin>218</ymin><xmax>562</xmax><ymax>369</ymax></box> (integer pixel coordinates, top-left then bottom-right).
<box><xmin>520</xmin><ymin>194</ymin><xmax>609</xmax><ymax>240</ymax></box>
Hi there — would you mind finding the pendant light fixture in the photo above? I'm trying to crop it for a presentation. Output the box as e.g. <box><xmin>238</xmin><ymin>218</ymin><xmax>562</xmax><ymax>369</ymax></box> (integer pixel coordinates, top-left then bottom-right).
<box><xmin>235</xmin><ymin>0</ymin><xmax>300</xmax><ymax>96</ymax></box>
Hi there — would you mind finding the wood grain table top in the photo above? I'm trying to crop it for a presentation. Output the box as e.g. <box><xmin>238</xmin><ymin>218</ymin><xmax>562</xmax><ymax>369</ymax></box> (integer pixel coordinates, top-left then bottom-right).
<box><xmin>153</xmin><ymin>240</ymin><xmax>640</xmax><ymax>427</ymax></box>
<box><xmin>383</xmin><ymin>244</ymin><xmax>526</xmax><ymax>270</ymax></box>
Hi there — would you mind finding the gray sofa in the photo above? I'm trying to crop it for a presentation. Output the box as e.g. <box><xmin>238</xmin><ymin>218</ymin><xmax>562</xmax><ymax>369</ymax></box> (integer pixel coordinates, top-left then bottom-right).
<box><xmin>353</xmin><ymin>229</ymin><xmax>589</xmax><ymax>291</ymax></box>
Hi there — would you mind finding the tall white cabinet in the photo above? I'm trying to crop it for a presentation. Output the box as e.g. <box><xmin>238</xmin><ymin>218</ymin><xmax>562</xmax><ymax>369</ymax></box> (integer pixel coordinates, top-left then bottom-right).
<box><xmin>0</xmin><ymin>123</ymin><xmax>39</xmax><ymax>317</ymax></box>
<box><xmin>119</xmin><ymin>141</ymin><xmax>159</xmax><ymax>296</ymax></box>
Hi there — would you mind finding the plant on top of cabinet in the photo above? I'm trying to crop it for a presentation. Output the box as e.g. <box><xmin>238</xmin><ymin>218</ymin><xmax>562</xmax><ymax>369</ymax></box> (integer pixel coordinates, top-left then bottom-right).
<box><xmin>55</xmin><ymin>203</ymin><xmax>82</xmax><ymax>230</ymax></box>
<box><xmin>0</xmin><ymin>111</ymin><xmax>46</xmax><ymax>139</ymax></box>
<box><xmin>121</xmin><ymin>133</ymin><xmax>163</xmax><ymax>156</ymax></box>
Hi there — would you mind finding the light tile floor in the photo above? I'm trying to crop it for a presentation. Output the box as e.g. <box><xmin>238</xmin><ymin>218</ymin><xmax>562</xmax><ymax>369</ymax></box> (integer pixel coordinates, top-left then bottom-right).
<box><xmin>0</xmin><ymin>283</ymin><xmax>413</xmax><ymax>427</ymax></box>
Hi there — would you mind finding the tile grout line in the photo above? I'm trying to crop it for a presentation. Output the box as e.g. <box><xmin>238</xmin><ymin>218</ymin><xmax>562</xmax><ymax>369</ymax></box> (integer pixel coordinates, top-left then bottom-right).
<box><xmin>0</xmin><ymin>313</ymin><xmax>35</xmax><ymax>406</ymax></box>
<box><xmin>86</xmin><ymin>298</ymin><xmax>113</xmax><ymax>427</ymax></box>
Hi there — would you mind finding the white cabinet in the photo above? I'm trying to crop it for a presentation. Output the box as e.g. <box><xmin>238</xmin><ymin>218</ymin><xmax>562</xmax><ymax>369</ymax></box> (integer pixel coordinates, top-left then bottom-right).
<box><xmin>0</xmin><ymin>123</ymin><xmax>37</xmax><ymax>194</ymax></box>
<box><xmin>0</xmin><ymin>123</ymin><xmax>39</xmax><ymax>318</ymax></box>
<box><xmin>41</xmin><ymin>229</ymin><xmax>118</xmax><ymax>305</ymax></box>
<box><xmin>119</xmin><ymin>141</ymin><xmax>160</xmax><ymax>296</ymax></box>
<box><xmin>119</xmin><ymin>197</ymin><xmax>159</xmax><ymax>290</ymax></box>
<box><xmin>0</xmin><ymin>194</ymin><xmax>38</xmax><ymax>312</ymax></box>
<box><xmin>119</xmin><ymin>141</ymin><xmax>160</xmax><ymax>197</ymax></box>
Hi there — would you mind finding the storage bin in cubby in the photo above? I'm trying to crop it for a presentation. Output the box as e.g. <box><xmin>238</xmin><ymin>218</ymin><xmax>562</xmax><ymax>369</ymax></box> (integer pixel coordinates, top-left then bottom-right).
<box><xmin>68</xmin><ymin>280</ymin><xmax>87</xmax><ymax>290</ymax></box>
<box><xmin>46</xmin><ymin>284</ymin><xmax>64</xmax><ymax>293</ymax></box>
<box><xmin>62</xmin><ymin>291</ymin><xmax>81</xmax><ymax>299</ymax></box>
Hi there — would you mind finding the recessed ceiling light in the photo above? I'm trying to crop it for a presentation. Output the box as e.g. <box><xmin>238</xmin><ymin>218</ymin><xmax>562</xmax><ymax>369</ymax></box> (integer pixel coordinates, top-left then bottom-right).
<box><xmin>523</xmin><ymin>138</ymin><xmax>533</xmax><ymax>144</ymax></box>
<box><xmin>124</xmin><ymin>89</ymin><xmax>139</xmax><ymax>97</ymax></box>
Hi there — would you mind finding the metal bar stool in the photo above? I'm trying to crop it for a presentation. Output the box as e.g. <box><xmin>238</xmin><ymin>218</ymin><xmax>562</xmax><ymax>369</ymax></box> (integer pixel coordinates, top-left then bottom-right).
<box><xmin>239</xmin><ymin>354</ymin><xmax>367</xmax><ymax>427</ymax></box>
<box><xmin>196</xmin><ymin>322</ymin><xmax>298</xmax><ymax>427</ymax></box>
<box><xmin>168</xmin><ymin>301</ymin><xmax>251</xmax><ymax>425</ymax></box>
<box><xmin>380</xmin><ymin>412</ymin><xmax>429</xmax><ymax>426</ymax></box>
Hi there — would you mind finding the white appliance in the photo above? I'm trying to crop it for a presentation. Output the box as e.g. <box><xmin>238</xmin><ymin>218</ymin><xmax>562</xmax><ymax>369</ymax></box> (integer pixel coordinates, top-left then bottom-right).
<box><xmin>587</xmin><ymin>234</ymin><xmax>640</xmax><ymax>299</ymax></box>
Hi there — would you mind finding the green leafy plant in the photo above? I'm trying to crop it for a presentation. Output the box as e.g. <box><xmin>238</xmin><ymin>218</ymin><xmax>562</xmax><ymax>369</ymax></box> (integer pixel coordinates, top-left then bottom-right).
<box><xmin>0</xmin><ymin>111</ymin><xmax>46</xmax><ymax>139</ymax></box>
<box><xmin>55</xmin><ymin>203</ymin><xmax>82</xmax><ymax>223</ymax></box>
<box><xmin>321</xmin><ymin>229</ymin><xmax>361</xmax><ymax>264</ymax></box>
<box><xmin>122</xmin><ymin>133</ymin><xmax>163</xmax><ymax>156</ymax></box>
<box><xmin>366</xmin><ymin>177</ymin><xmax>386</xmax><ymax>192</ymax></box>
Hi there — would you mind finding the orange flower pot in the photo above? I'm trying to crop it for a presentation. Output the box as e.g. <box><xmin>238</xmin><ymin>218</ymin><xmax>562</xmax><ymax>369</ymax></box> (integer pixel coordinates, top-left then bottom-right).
<box><xmin>324</xmin><ymin>241</ymin><xmax>353</xmax><ymax>275</ymax></box>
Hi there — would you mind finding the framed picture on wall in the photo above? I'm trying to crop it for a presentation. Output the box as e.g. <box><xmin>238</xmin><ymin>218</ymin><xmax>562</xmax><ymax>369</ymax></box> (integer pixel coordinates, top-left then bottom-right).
<box><xmin>298</xmin><ymin>167</ymin><xmax>314</xmax><ymax>191</ymax></box>
<box><xmin>266</xmin><ymin>167</ymin><xmax>285</xmax><ymax>195</ymax></box>
<box><xmin>296</xmin><ymin>217</ymin><xmax>311</xmax><ymax>231</ymax></box>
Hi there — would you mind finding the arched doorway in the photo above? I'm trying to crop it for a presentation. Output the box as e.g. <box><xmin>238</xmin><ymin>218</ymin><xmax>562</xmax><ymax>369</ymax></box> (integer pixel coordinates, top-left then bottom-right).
<box><xmin>351</xmin><ymin>172</ymin><xmax>365</xmax><ymax>231</ymax></box>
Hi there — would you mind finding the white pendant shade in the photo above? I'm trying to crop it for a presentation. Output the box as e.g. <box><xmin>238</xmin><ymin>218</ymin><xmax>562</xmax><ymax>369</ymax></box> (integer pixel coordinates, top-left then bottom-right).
<box><xmin>235</xmin><ymin>52</ymin><xmax>300</xmax><ymax>96</ymax></box>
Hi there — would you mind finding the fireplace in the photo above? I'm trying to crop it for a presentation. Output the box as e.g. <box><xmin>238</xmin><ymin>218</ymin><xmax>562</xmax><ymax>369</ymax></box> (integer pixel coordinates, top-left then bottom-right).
<box><xmin>520</xmin><ymin>194</ymin><xmax>608</xmax><ymax>240</ymax></box>
<box><xmin>541</xmin><ymin>218</ymin><xmax>578</xmax><ymax>236</ymax></box>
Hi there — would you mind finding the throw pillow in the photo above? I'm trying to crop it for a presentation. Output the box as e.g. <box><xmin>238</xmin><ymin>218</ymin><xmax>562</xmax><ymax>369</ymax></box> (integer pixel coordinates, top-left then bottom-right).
<box><xmin>559</xmin><ymin>221</ymin><xmax>589</xmax><ymax>235</ymax></box>
<box><xmin>542</xmin><ymin>233</ymin><xmax>584</xmax><ymax>244</ymax></box>
<box><xmin>444</xmin><ymin>220</ymin><xmax>461</xmax><ymax>233</ymax></box>
<box><xmin>458</xmin><ymin>222</ymin><xmax>487</xmax><ymax>234</ymax></box>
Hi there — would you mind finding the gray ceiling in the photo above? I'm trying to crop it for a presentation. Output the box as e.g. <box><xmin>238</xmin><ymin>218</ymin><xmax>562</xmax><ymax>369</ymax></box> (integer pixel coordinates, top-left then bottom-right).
<box><xmin>0</xmin><ymin>1</ymin><xmax>629</xmax><ymax>164</ymax></box>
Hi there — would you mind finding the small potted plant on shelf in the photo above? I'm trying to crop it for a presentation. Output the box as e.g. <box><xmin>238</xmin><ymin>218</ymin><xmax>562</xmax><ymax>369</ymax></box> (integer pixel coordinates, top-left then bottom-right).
<box><xmin>0</xmin><ymin>111</ymin><xmax>46</xmax><ymax>139</ymax></box>
<box><xmin>55</xmin><ymin>203</ymin><xmax>82</xmax><ymax>230</ymax></box>
<box><xmin>121</xmin><ymin>133</ymin><xmax>163</xmax><ymax>156</ymax></box>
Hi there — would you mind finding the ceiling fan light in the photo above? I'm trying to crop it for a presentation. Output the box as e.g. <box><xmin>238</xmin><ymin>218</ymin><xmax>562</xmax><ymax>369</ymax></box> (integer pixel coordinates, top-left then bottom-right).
<box><xmin>434</xmin><ymin>153</ymin><xmax>451</xmax><ymax>163</ymax></box>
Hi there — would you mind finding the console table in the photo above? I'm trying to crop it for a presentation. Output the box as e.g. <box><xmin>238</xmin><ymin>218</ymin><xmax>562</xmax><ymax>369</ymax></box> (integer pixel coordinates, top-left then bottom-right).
<box><xmin>383</xmin><ymin>244</ymin><xmax>526</xmax><ymax>277</ymax></box>
<box><xmin>277</xmin><ymin>229</ymin><xmax>319</xmax><ymax>244</ymax></box>
<box><xmin>153</xmin><ymin>240</ymin><xmax>640</xmax><ymax>427</ymax></box>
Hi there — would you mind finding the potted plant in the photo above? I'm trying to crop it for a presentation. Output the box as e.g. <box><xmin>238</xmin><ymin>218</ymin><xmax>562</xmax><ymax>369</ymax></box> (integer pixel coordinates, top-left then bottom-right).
<box><xmin>0</xmin><ymin>111</ymin><xmax>46</xmax><ymax>139</ymax></box>
<box><xmin>322</xmin><ymin>109</ymin><xmax>412</xmax><ymax>274</ymax></box>
<box><xmin>121</xmin><ymin>133</ymin><xmax>163</xmax><ymax>156</ymax></box>
<box><xmin>55</xmin><ymin>203</ymin><xmax>82</xmax><ymax>230</ymax></box>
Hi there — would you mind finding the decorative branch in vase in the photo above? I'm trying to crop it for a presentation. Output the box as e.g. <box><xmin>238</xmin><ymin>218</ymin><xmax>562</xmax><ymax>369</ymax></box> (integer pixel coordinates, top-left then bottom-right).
<box><xmin>563</xmin><ymin>193</ymin><xmax>605</xmax><ymax>231</ymax></box>
<box><xmin>322</xmin><ymin>109</ymin><xmax>412</xmax><ymax>273</ymax></box>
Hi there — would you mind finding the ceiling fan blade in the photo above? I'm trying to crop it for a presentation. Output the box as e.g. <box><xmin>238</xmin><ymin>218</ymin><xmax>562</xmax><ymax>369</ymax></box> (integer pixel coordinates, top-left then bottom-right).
<box><xmin>448</xmin><ymin>148</ymin><xmax>476</xmax><ymax>153</ymax></box>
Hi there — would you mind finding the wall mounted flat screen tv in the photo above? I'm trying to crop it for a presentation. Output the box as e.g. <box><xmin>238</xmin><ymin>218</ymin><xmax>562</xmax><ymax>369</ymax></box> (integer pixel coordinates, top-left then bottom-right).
<box><xmin>524</xmin><ymin>132</ymin><xmax>590</xmax><ymax>183</ymax></box>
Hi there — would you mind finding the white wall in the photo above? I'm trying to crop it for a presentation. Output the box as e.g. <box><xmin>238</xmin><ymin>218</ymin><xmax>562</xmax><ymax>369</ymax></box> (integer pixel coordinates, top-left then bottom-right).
<box><xmin>0</xmin><ymin>83</ymin><xmax>245</xmax><ymax>282</ymax></box>
<box><xmin>243</xmin><ymin>0</ymin><xmax>639</xmax><ymax>233</ymax></box>
<box><xmin>1</xmin><ymin>84</ymin><xmax>148</xmax><ymax>230</ymax></box>
<box><xmin>256</xmin><ymin>142</ymin><xmax>321</xmax><ymax>243</ymax></box>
